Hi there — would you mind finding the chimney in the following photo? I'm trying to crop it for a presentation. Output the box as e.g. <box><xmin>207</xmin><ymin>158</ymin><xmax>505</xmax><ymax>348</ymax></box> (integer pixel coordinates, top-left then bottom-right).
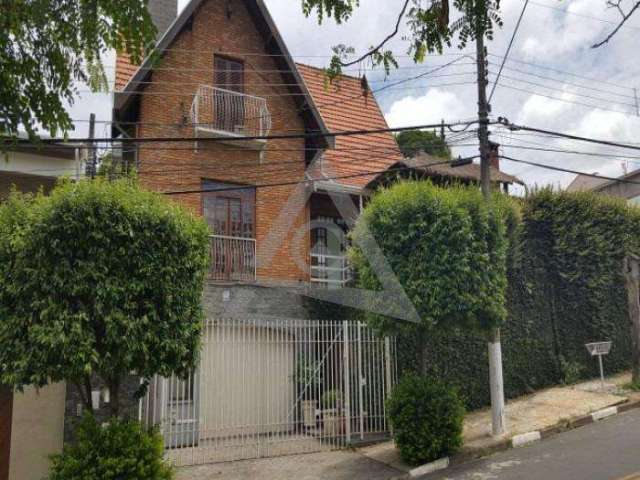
<box><xmin>488</xmin><ymin>141</ymin><xmax>500</xmax><ymax>171</ymax></box>
<box><xmin>114</xmin><ymin>0</ymin><xmax>178</xmax><ymax>90</ymax></box>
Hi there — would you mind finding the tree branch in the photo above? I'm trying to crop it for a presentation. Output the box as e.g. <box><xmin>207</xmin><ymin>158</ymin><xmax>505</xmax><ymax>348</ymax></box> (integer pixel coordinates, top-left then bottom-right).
<box><xmin>340</xmin><ymin>0</ymin><xmax>412</xmax><ymax>67</ymax></box>
<box><xmin>592</xmin><ymin>0</ymin><xmax>640</xmax><ymax>48</ymax></box>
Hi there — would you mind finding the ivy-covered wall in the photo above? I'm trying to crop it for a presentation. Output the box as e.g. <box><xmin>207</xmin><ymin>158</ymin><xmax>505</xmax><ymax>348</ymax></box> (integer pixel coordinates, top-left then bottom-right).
<box><xmin>394</xmin><ymin>189</ymin><xmax>639</xmax><ymax>410</ymax></box>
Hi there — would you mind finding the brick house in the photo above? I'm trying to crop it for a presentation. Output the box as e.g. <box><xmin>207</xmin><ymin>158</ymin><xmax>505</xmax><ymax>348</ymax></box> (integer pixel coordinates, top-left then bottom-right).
<box><xmin>112</xmin><ymin>0</ymin><xmax>406</xmax><ymax>293</ymax></box>
<box><xmin>3</xmin><ymin>0</ymin><xmax>524</xmax><ymax>475</ymax></box>
<box><xmin>107</xmin><ymin>0</ymin><xmax>524</xmax><ymax>467</ymax></box>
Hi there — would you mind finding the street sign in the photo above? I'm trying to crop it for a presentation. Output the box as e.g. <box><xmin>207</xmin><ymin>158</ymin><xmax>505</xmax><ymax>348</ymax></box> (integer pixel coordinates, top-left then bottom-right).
<box><xmin>585</xmin><ymin>341</ymin><xmax>612</xmax><ymax>389</ymax></box>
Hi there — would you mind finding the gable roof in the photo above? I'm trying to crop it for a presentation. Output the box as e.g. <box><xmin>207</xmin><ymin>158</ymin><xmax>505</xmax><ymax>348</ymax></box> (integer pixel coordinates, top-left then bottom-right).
<box><xmin>296</xmin><ymin>64</ymin><xmax>404</xmax><ymax>190</ymax></box>
<box><xmin>112</xmin><ymin>0</ymin><xmax>331</xmax><ymax>147</ymax></box>
<box><xmin>366</xmin><ymin>153</ymin><xmax>524</xmax><ymax>189</ymax></box>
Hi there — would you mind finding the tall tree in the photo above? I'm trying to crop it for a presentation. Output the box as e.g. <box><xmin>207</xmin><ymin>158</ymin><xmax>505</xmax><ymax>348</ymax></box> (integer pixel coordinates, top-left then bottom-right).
<box><xmin>301</xmin><ymin>0</ymin><xmax>502</xmax><ymax>78</ymax></box>
<box><xmin>1</xmin><ymin>1</ymin><xmax>156</xmax><ymax>141</ymax></box>
<box><xmin>0</xmin><ymin>179</ymin><xmax>210</xmax><ymax>417</ymax></box>
<box><xmin>396</xmin><ymin>130</ymin><xmax>452</xmax><ymax>158</ymax></box>
<box><xmin>592</xmin><ymin>0</ymin><xmax>640</xmax><ymax>48</ymax></box>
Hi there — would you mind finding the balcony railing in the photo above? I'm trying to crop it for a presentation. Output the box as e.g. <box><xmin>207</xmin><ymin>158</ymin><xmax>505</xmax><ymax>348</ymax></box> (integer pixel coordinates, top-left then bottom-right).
<box><xmin>310</xmin><ymin>253</ymin><xmax>352</xmax><ymax>288</ymax></box>
<box><xmin>209</xmin><ymin>235</ymin><xmax>256</xmax><ymax>282</ymax></box>
<box><xmin>191</xmin><ymin>85</ymin><xmax>272</xmax><ymax>141</ymax></box>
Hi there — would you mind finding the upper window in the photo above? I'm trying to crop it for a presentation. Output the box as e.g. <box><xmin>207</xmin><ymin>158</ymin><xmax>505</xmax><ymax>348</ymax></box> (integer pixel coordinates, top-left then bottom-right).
<box><xmin>202</xmin><ymin>180</ymin><xmax>255</xmax><ymax>239</ymax></box>
<box><xmin>214</xmin><ymin>55</ymin><xmax>244</xmax><ymax>93</ymax></box>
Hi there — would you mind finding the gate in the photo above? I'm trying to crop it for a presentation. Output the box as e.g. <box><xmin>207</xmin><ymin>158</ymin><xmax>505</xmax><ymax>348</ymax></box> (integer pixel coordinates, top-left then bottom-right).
<box><xmin>140</xmin><ymin>319</ymin><xmax>397</xmax><ymax>466</ymax></box>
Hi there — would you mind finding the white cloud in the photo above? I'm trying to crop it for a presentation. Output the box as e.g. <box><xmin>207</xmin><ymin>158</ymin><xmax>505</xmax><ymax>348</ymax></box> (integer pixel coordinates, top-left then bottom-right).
<box><xmin>385</xmin><ymin>89</ymin><xmax>471</xmax><ymax>128</ymax></box>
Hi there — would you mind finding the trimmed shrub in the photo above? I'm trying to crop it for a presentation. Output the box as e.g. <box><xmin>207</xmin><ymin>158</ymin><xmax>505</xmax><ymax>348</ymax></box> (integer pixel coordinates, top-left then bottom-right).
<box><xmin>49</xmin><ymin>415</ymin><xmax>173</xmax><ymax>480</ymax></box>
<box><xmin>394</xmin><ymin>188</ymin><xmax>640</xmax><ymax>409</ymax></box>
<box><xmin>350</xmin><ymin>181</ymin><xmax>516</xmax><ymax>336</ymax></box>
<box><xmin>0</xmin><ymin>179</ymin><xmax>210</xmax><ymax>416</ymax></box>
<box><xmin>386</xmin><ymin>374</ymin><xmax>465</xmax><ymax>466</ymax></box>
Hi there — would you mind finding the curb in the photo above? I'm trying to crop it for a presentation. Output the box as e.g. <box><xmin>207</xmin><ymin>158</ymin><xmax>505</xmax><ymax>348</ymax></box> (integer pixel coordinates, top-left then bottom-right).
<box><xmin>408</xmin><ymin>458</ymin><xmax>449</xmax><ymax>478</ymax></box>
<box><xmin>397</xmin><ymin>398</ymin><xmax>640</xmax><ymax>479</ymax></box>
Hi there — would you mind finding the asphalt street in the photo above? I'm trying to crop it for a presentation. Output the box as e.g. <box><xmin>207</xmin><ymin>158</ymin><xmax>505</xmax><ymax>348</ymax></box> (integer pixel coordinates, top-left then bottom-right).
<box><xmin>426</xmin><ymin>408</ymin><xmax>640</xmax><ymax>480</ymax></box>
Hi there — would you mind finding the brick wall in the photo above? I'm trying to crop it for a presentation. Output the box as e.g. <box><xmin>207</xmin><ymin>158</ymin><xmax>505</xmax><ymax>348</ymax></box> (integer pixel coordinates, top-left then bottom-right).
<box><xmin>120</xmin><ymin>0</ymin><xmax>312</xmax><ymax>284</ymax></box>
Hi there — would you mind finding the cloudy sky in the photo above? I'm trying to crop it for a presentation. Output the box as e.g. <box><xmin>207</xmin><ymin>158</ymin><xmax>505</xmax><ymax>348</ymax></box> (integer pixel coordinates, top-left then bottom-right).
<box><xmin>68</xmin><ymin>0</ymin><xmax>640</xmax><ymax>189</ymax></box>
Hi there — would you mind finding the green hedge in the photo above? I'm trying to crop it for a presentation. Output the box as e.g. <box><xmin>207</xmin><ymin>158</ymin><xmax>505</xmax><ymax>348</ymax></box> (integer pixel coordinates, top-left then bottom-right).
<box><xmin>387</xmin><ymin>375</ymin><xmax>465</xmax><ymax>465</ymax></box>
<box><xmin>393</xmin><ymin>188</ymin><xmax>639</xmax><ymax>410</ymax></box>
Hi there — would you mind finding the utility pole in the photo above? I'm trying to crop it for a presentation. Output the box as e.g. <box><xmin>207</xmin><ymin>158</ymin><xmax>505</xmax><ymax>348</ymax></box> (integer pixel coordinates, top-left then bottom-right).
<box><xmin>476</xmin><ymin>7</ymin><xmax>507</xmax><ymax>437</ymax></box>
<box><xmin>86</xmin><ymin>113</ymin><xmax>97</xmax><ymax>179</ymax></box>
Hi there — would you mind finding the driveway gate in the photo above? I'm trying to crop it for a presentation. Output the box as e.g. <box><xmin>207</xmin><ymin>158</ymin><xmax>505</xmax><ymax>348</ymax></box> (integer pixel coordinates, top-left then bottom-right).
<box><xmin>139</xmin><ymin>318</ymin><xmax>397</xmax><ymax>466</ymax></box>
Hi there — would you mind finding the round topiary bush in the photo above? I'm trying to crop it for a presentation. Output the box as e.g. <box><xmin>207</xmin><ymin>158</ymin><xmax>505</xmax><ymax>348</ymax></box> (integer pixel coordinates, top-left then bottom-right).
<box><xmin>49</xmin><ymin>415</ymin><xmax>173</xmax><ymax>480</ymax></box>
<box><xmin>387</xmin><ymin>374</ymin><xmax>465</xmax><ymax>465</ymax></box>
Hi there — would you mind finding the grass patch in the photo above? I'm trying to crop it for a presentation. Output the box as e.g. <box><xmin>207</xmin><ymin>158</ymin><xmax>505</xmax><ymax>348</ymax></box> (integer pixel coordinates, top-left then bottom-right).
<box><xmin>622</xmin><ymin>382</ymin><xmax>640</xmax><ymax>392</ymax></box>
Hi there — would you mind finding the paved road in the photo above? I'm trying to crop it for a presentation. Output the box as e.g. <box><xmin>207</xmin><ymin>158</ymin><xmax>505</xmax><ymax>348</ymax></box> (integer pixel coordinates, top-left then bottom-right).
<box><xmin>427</xmin><ymin>409</ymin><xmax>640</xmax><ymax>480</ymax></box>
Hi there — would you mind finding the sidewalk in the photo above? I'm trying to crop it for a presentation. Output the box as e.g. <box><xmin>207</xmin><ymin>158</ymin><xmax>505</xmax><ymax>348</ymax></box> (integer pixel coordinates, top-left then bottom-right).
<box><xmin>359</xmin><ymin>372</ymin><xmax>640</xmax><ymax>473</ymax></box>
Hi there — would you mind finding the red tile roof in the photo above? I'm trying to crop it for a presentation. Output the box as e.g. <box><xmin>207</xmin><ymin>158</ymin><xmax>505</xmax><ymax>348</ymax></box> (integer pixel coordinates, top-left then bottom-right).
<box><xmin>296</xmin><ymin>64</ymin><xmax>404</xmax><ymax>189</ymax></box>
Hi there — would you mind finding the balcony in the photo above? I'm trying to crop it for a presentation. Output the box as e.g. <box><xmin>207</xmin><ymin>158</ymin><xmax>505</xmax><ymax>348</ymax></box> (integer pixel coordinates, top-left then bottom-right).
<box><xmin>310</xmin><ymin>253</ymin><xmax>352</xmax><ymax>288</ymax></box>
<box><xmin>191</xmin><ymin>86</ymin><xmax>272</xmax><ymax>150</ymax></box>
<box><xmin>209</xmin><ymin>235</ymin><xmax>256</xmax><ymax>282</ymax></box>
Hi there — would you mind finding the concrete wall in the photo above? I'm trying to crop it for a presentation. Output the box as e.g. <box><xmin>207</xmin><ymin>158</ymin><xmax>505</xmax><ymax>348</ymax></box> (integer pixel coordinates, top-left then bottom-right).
<box><xmin>9</xmin><ymin>383</ymin><xmax>66</xmax><ymax>480</ymax></box>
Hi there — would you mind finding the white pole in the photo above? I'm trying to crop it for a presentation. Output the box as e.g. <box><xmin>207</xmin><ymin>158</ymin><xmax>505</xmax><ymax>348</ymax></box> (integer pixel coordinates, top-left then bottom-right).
<box><xmin>599</xmin><ymin>355</ymin><xmax>605</xmax><ymax>389</ymax></box>
<box><xmin>343</xmin><ymin>321</ymin><xmax>352</xmax><ymax>444</ymax></box>
<box><xmin>488</xmin><ymin>332</ymin><xmax>507</xmax><ymax>436</ymax></box>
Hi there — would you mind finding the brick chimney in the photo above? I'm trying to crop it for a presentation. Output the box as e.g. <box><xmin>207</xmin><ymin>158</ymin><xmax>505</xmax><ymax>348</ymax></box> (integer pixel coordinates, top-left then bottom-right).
<box><xmin>114</xmin><ymin>0</ymin><xmax>178</xmax><ymax>90</ymax></box>
<box><xmin>488</xmin><ymin>140</ymin><xmax>500</xmax><ymax>171</ymax></box>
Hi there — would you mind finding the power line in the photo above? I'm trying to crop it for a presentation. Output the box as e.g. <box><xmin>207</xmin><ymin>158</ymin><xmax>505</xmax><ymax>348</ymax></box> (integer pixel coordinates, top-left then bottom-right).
<box><xmin>160</xmin><ymin>158</ymin><xmax>474</xmax><ymax>196</ymax></box>
<box><xmin>6</xmin><ymin>121</ymin><xmax>482</xmax><ymax>146</ymax></box>
<box><xmin>487</xmin><ymin>61</ymin><xmax>637</xmax><ymax>100</ymax></box>
<box><xmin>490</xmin><ymin>71</ymin><xmax>638</xmax><ymax>109</ymax></box>
<box><xmin>500</xmin><ymin>154</ymin><xmax>640</xmax><ymax>185</ymax></box>
<box><xmin>497</xmin><ymin>118</ymin><xmax>640</xmax><ymax>151</ymax></box>
<box><xmin>493</xmin><ymin>83</ymin><xmax>636</xmax><ymax>116</ymax></box>
<box><xmin>487</xmin><ymin>53</ymin><xmax>633</xmax><ymax>91</ymax></box>
<box><xmin>489</xmin><ymin>0</ymin><xmax>530</xmax><ymax>104</ymax></box>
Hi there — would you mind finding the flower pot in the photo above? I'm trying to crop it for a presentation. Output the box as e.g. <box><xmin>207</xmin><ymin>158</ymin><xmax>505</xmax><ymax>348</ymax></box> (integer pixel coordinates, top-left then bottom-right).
<box><xmin>302</xmin><ymin>400</ymin><xmax>317</xmax><ymax>428</ymax></box>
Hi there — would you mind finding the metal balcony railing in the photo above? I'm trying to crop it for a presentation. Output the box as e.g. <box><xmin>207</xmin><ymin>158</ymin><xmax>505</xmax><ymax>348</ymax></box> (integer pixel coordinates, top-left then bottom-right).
<box><xmin>310</xmin><ymin>253</ymin><xmax>352</xmax><ymax>288</ymax></box>
<box><xmin>209</xmin><ymin>235</ymin><xmax>256</xmax><ymax>282</ymax></box>
<box><xmin>191</xmin><ymin>85</ymin><xmax>272</xmax><ymax>138</ymax></box>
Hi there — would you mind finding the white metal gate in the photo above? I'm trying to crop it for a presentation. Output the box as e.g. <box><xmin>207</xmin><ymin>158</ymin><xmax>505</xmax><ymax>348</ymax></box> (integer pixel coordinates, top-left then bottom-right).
<box><xmin>140</xmin><ymin>319</ymin><xmax>397</xmax><ymax>466</ymax></box>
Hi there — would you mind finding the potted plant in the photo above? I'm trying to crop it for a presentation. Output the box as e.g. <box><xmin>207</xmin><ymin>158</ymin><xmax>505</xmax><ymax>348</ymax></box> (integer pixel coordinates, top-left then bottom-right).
<box><xmin>294</xmin><ymin>359</ymin><xmax>322</xmax><ymax>429</ymax></box>
<box><xmin>321</xmin><ymin>389</ymin><xmax>344</xmax><ymax>436</ymax></box>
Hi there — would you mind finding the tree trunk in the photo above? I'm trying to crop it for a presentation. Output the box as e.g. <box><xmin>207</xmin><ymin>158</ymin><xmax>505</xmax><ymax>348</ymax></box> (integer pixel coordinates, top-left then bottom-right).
<box><xmin>108</xmin><ymin>379</ymin><xmax>121</xmax><ymax>418</ymax></box>
<box><xmin>82</xmin><ymin>376</ymin><xmax>94</xmax><ymax>413</ymax></box>
<box><xmin>624</xmin><ymin>255</ymin><xmax>640</xmax><ymax>384</ymax></box>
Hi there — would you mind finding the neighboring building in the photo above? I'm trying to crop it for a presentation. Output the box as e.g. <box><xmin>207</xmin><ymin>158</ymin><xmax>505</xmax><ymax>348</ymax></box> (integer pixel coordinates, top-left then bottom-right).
<box><xmin>567</xmin><ymin>169</ymin><xmax>640</xmax><ymax>204</ymax></box>
<box><xmin>0</xmin><ymin>135</ymin><xmax>85</xmax><ymax>200</ymax></box>
<box><xmin>0</xmin><ymin>137</ymin><xmax>85</xmax><ymax>480</ymax></box>
<box><xmin>367</xmin><ymin>141</ymin><xmax>523</xmax><ymax>193</ymax></box>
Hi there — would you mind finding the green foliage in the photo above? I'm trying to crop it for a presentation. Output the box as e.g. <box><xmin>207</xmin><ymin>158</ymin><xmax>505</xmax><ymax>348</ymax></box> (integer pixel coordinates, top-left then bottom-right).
<box><xmin>0</xmin><ymin>179</ymin><xmax>210</xmax><ymax>414</ymax></box>
<box><xmin>49</xmin><ymin>415</ymin><xmax>173</xmax><ymax>480</ymax></box>
<box><xmin>623</xmin><ymin>381</ymin><xmax>640</xmax><ymax>392</ymax></box>
<box><xmin>1</xmin><ymin>1</ymin><xmax>156</xmax><ymax>141</ymax></box>
<box><xmin>321</xmin><ymin>388</ymin><xmax>343</xmax><ymax>409</ymax></box>
<box><xmin>395</xmin><ymin>188</ymin><xmax>640</xmax><ymax>410</ymax></box>
<box><xmin>395</xmin><ymin>130</ymin><xmax>451</xmax><ymax>159</ymax></box>
<box><xmin>350</xmin><ymin>181</ymin><xmax>514</xmax><ymax>336</ymax></box>
<box><xmin>386</xmin><ymin>374</ymin><xmax>464</xmax><ymax>466</ymax></box>
<box><xmin>301</xmin><ymin>0</ymin><xmax>502</xmax><ymax>78</ymax></box>
<box><xmin>559</xmin><ymin>358</ymin><xmax>586</xmax><ymax>385</ymax></box>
